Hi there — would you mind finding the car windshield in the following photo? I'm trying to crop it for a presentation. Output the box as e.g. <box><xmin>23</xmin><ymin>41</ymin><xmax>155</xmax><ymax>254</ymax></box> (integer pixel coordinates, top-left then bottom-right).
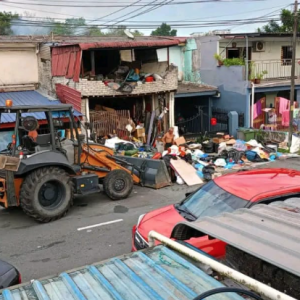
<box><xmin>179</xmin><ymin>181</ymin><xmax>248</xmax><ymax>219</ymax></box>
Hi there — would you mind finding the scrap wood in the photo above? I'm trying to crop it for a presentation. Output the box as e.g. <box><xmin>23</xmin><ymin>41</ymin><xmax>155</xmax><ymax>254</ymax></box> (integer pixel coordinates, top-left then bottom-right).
<box><xmin>170</xmin><ymin>159</ymin><xmax>203</xmax><ymax>186</ymax></box>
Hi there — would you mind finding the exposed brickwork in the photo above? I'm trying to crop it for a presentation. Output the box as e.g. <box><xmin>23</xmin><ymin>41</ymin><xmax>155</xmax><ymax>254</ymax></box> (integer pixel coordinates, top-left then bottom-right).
<box><xmin>52</xmin><ymin>67</ymin><xmax>178</xmax><ymax>97</ymax></box>
<box><xmin>38</xmin><ymin>58</ymin><xmax>56</xmax><ymax>97</ymax></box>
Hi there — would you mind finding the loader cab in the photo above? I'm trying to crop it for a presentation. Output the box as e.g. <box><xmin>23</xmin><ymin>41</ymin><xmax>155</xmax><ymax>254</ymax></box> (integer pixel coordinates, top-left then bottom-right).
<box><xmin>0</xmin><ymin>102</ymin><xmax>82</xmax><ymax>165</ymax></box>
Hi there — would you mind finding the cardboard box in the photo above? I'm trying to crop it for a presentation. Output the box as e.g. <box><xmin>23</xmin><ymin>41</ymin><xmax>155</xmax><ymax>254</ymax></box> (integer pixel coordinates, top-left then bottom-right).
<box><xmin>175</xmin><ymin>136</ymin><xmax>186</xmax><ymax>146</ymax></box>
<box><xmin>133</xmin><ymin>128</ymin><xmax>145</xmax><ymax>138</ymax></box>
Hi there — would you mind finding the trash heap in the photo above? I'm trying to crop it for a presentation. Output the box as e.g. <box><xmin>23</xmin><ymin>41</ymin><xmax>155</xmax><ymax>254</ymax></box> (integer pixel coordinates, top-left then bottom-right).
<box><xmin>100</xmin><ymin>130</ymin><xmax>298</xmax><ymax>187</ymax></box>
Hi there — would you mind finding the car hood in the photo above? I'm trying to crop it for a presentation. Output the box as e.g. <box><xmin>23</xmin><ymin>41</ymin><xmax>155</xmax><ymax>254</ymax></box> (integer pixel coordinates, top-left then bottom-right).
<box><xmin>137</xmin><ymin>204</ymin><xmax>184</xmax><ymax>241</ymax></box>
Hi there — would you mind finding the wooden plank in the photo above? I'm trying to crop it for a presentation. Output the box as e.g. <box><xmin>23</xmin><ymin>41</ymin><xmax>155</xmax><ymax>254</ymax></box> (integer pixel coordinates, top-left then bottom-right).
<box><xmin>170</xmin><ymin>159</ymin><xmax>203</xmax><ymax>186</ymax></box>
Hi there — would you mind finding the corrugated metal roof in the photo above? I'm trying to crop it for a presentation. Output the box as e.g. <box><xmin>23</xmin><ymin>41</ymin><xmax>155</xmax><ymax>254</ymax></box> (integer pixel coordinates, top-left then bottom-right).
<box><xmin>0</xmin><ymin>36</ymin><xmax>188</xmax><ymax>44</ymax></box>
<box><xmin>171</xmin><ymin>199</ymin><xmax>300</xmax><ymax>277</ymax></box>
<box><xmin>77</xmin><ymin>39</ymin><xmax>181</xmax><ymax>50</ymax></box>
<box><xmin>0</xmin><ymin>245</ymin><xmax>244</xmax><ymax>300</ymax></box>
<box><xmin>0</xmin><ymin>91</ymin><xmax>81</xmax><ymax>124</ymax></box>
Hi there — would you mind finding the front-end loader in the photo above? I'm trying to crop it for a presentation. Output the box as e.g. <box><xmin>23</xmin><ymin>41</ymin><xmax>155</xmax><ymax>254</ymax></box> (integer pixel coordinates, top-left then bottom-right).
<box><xmin>0</xmin><ymin>102</ymin><xmax>170</xmax><ymax>222</ymax></box>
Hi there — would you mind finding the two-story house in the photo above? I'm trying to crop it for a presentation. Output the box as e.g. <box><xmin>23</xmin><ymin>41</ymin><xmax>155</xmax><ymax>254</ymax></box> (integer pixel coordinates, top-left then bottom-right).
<box><xmin>38</xmin><ymin>36</ymin><xmax>218</xmax><ymax>137</ymax></box>
<box><xmin>195</xmin><ymin>32</ymin><xmax>300</xmax><ymax>131</ymax></box>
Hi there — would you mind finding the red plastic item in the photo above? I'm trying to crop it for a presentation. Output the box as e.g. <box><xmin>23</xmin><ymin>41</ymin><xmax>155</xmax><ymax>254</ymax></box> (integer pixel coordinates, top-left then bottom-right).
<box><xmin>152</xmin><ymin>152</ymin><xmax>162</xmax><ymax>159</ymax></box>
<box><xmin>145</xmin><ymin>76</ymin><xmax>154</xmax><ymax>82</ymax></box>
<box><xmin>210</xmin><ymin>117</ymin><xmax>217</xmax><ymax>126</ymax></box>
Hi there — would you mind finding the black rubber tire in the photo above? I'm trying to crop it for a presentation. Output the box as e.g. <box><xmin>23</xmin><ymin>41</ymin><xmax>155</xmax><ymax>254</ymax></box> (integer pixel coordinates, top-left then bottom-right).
<box><xmin>103</xmin><ymin>169</ymin><xmax>133</xmax><ymax>200</ymax></box>
<box><xmin>20</xmin><ymin>167</ymin><xmax>74</xmax><ymax>223</ymax></box>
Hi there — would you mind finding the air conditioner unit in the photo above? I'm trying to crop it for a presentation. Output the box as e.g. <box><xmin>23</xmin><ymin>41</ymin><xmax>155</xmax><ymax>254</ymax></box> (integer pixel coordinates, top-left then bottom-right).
<box><xmin>253</xmin><ymin>41</ymin><xmax>265</xmax><ymax>52</ymax></box>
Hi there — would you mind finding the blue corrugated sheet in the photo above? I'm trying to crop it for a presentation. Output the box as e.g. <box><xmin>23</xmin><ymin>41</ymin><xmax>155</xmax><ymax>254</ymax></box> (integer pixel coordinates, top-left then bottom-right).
<box><xmin>0</xmin><ymin>245</ymin><xmax>244</xmax><ymax>300</ymax></box>
<box><xmin>0</xmin><ymin>91</ymin><xmax>81</xmax><ymax>123</ymax></box>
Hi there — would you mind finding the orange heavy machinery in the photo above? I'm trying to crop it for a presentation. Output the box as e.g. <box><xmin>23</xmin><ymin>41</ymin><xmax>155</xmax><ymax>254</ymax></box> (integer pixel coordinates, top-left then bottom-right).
<box><xmin>0</xmin><ymin>102</ymin><xmax>170</xmax><ymax>222</ymax></box>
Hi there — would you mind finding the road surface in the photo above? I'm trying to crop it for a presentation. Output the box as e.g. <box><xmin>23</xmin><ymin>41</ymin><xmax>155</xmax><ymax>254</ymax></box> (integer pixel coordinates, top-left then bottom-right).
<box><xmin>1</xmin><ymin>157</ymin><xmax>299</xmax><ymax>282</ymax></box>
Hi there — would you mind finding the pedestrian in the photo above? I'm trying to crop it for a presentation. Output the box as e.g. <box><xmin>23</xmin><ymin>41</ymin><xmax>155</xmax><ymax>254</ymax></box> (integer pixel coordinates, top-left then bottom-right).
<box><xmin>163</xmin><ymin>127</ymin><xmax>175</xmax><ymax>150</ymax></box>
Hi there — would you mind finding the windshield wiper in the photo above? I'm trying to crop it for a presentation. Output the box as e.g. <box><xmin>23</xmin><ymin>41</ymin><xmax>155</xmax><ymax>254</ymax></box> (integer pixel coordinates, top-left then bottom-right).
<box><xmin>175</xmin><ymin>204</ymin><xmax>197</xmax><ymax>221</ymax></box>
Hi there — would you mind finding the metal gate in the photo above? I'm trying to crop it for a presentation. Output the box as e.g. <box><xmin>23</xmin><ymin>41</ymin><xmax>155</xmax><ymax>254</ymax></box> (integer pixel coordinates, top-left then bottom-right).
<box><xmin>211</xmin><ymin>108</ymin><xmax>245</xmax><ymax>133</ymax></box>
<box><xmin>175</xmin><ymin>109</ymin><xmax>209</xmax><ymax>135</ymax></box>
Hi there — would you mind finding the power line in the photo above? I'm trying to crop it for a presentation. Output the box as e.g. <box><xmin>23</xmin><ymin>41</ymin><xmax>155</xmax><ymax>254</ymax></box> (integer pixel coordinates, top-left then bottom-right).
<box><xmin>2</xmin><ymin>0</ymin><xmax>271</xmax><ymax>7</ymax></box>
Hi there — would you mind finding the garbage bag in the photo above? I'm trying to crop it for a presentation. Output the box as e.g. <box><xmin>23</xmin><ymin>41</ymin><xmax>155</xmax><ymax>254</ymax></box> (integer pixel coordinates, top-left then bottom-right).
<box><xmin>290</xmin><ymin>134</ymin><xmax>300</xmax><ymax>154</ymax></box>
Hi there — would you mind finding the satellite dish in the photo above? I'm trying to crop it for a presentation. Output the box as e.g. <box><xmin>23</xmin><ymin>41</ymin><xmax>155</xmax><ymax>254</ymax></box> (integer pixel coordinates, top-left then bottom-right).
<box><xmin>124</xmin><ymin>29</ymin><xmax>134</xmax><ymax>39</ymax></box>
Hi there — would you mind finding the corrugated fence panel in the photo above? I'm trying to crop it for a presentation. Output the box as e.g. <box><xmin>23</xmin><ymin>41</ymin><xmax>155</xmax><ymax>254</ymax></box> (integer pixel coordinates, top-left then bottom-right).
<box><xmin>56</xmin><ymin>84</ymin><xmax>82</xmax><ymax>113</ymax></box>
<box><xmin>51</xmin><ymin>46</ymin><xmax>81</xmax><ymax>80</ymax></box>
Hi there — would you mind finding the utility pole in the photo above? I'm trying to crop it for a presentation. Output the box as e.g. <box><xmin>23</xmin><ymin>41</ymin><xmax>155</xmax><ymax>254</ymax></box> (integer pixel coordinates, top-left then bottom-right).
<box><xmin>289</xmin><ymin>0</ymin><xmax>298</xmax><ymax>147</ymax></box>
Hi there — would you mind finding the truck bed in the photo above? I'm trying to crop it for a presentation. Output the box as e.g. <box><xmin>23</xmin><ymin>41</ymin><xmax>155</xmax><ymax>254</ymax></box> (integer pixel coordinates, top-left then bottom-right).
<box><xmin>0</xmin><ymin>245</ymin><xmax>243</xmax><ymax>300</ymax></box>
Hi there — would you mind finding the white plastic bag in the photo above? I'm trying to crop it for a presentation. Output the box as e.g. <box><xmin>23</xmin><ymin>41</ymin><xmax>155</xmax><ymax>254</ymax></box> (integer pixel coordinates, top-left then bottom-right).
<box><xmin>290</xmin><ymin>134</ymin><xmax>300</xmax><ymax>154</ymax></box>
<box><xmin>176</xmin><ymin>174</ymin><xmax>184</xmax><ymax>185</ymax></box>
<box><xmin>218</xmin><ymin>142</ymin><xmax>227</xmax><ymax>154</ymax></box>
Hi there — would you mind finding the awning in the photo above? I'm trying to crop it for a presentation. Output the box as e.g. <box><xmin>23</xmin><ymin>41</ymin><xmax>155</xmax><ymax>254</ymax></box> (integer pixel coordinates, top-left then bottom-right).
<box><xmin>0</xmin><ymin>90</ymin><xmax>81</xmax><ymax>125</ymax></box>
<box><xmin>176</xmin><ymin>82</ymin><xmax>218</xmax><ymax>98</ymax></box>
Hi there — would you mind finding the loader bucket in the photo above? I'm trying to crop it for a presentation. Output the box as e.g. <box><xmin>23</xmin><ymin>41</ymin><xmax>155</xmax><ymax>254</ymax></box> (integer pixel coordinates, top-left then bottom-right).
<box><xmin>115</xmin><ymin>156</ymin><xmax>171</xmax><ymax>189</ymax></box>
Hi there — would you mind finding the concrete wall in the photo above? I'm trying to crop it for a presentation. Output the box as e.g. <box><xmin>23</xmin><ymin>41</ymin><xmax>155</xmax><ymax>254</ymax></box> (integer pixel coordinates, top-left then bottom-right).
<box><xmin>53</xmin><ymin>66</ymin><xmax>178</xmax><ymax>97</ymax></box>
<box><xmin>0</xmin><ymin>44</ymin><xmax>38</xmax><ymax>86</ymax></box>
<box><xmin>196</xmin><ymin>36</ymin><xmax>249</xmax><ymax>126</ymax></box>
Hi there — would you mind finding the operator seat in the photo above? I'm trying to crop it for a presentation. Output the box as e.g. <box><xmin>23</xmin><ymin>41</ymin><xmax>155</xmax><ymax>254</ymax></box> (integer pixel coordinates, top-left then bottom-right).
<box><xmin>22</xmin><ymin>136</ymin><xmax>37</xmax><ymax>152</ymax></box>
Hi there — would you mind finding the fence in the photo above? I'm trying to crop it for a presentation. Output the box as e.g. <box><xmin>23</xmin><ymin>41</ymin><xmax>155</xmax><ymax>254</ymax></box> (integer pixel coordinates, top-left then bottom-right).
<box><xmin>175</xmin><ymin>107</ymin><xmax>209</xmax><ymax>135</ymax></box>
<box><xmin>89</xmin><ymin>109</ymin><xmax>130</xmax><ymax>138</ymax></box>
<box><xmin>250</xmin><ymin>59</ymin><xmax>300</xmax><ymax>80</ymax></box>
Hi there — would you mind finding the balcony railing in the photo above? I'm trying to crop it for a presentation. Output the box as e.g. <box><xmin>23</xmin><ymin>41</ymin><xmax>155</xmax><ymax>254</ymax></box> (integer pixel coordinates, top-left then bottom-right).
<box><xmin>250</xmin><ymin>59</ymin><xmax>300</xmax><ymax>80</ymax></box>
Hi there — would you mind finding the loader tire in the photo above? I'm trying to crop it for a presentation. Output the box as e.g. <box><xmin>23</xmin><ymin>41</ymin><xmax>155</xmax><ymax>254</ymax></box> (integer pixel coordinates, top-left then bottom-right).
<box><xmin>20</xmin><ymin>167</ymin><xmax>74</xmax><ymax>223</ymax></box>
<box><xmin>103</xmin><ymin>169</ymin><xmax>133</xmax><ymax>200</ymax></box>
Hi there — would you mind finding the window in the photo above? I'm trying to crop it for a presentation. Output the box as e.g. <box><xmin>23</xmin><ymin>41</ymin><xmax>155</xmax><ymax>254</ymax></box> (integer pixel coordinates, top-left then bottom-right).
<box><xmin>282</xmin><ymin>46</ymin><xmax>293</xmax><ymax>65</ymax></box>
<box><xmin>178</xmin><ymin>181</ymin><xmax>248</xmax><ymax>220</ymax></box>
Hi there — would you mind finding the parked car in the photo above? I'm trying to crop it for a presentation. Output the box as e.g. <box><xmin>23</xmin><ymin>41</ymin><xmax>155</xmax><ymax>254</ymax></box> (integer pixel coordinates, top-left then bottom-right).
<box><xmin>132</xmin><ymin>168</ymin><xmax>300</xmax><ymax>257</ymax></box>
<box><xmin>0</xmin><ymin>259</ymin><xmax>21</xmax><ymax>289</ymax></box>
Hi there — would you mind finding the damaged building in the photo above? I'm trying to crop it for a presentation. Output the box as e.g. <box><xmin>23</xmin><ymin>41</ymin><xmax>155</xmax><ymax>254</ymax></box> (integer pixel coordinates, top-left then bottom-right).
<box><xmin>38</xmin><ymin>36</ymin><xmax>190</xmax><ymax>141</ymax></box>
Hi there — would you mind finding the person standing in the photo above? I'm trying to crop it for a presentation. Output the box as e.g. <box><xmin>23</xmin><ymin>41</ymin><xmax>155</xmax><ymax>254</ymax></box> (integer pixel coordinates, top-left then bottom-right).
<box><xmin>162</xmin><ymin>127</ymin><xmax>175</xmax><ymax>150</ymax></box>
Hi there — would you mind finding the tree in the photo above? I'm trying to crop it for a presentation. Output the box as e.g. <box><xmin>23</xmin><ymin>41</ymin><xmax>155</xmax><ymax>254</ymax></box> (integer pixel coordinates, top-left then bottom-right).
<box><xmin>105</xmin><ymin>25</ymin><xmax>144</xmax><ymax>36</ymax></box>
<box><xmin>86</xmin><ymin>26</ymin><xmax>104</xmax><ymax>36</ymax></box>
<box><xmin>52</xmin><ymin>17</ymin><xmax>86</xmax><ymax>35</ymax></box>
<box><xmin>151</xmin><ymin>23</ymin><xmax>177</xmax><ymax>36</ymax></box>
<box><xmin>258</xmin><ymin>9</ymin><xmax>298</xmax><ymax>33</ymax></box>
<box><xmin>0</xmin><ymin>12</ymin><xmax>19</xmax><ymax>35</ymax></box>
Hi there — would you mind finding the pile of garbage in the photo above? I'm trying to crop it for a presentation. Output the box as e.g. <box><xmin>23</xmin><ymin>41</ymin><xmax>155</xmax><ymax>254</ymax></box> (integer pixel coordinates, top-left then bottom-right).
<box><xmin>101</xmin><ymin>129</ymin><xmax>298</xmax><ymax>186</ymax></box>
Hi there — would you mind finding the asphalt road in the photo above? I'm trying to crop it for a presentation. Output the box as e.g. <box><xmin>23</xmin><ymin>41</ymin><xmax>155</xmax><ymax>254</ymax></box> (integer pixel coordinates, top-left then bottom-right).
<box><xmin>1</xmin><ymin>157</ymin><xmax>299</xmax><ymax>283</ymax></box>
<box><xmin>0</xmin><ymin>183</ymin><xmax>198</xmax><ymax>282</ymax></box>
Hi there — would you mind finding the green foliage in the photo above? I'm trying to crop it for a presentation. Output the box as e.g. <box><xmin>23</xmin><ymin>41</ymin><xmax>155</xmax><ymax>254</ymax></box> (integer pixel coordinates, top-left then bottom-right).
<box><xmin>86</xmin><ymin>26</ymin><xmax>104</xmax><ymax>36</ymax></box>
<box><xmin>52</xmin><ymin>17</ymin><xmax>86</xmax><ymax>35</ymax></box>
<box><xmin>223</xmin><ymin>58</ymin><xmax>245</xmax><ymax>66</ymax></box>
<box><xmin>256</xmin><ymin>70</ymin><xmax>268</xmax><ymax>80</ymax></box>
<box><xmin>151</xmin><ymin>23</ymin><xmax>177</xmax><ymax>36</ymax></box>
<box><xmin>105</xmin><ymin>25</ymin><xmax>144</xmax><ymax>36</ymax></box>
<box><xmin>258</xmin><ymin>9</ymin><xmax>299</xmax><ymax>33</ymax></box>
<box><xmin>0</xmin><ymin>11</ymin><xmax>19</xmax><ymax>35</ymax></box>
<box><xmin>214</xmin><ymin>53</ymin><xmax>223</xmax><ymax>61</ymax></box>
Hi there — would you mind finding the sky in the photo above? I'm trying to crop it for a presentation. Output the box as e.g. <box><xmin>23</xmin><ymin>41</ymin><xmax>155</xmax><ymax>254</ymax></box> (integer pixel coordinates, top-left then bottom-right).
<box><xmin>0</xmin><ymin>0</ymin><xmax>295</xmax><ymax>36</ymax></box>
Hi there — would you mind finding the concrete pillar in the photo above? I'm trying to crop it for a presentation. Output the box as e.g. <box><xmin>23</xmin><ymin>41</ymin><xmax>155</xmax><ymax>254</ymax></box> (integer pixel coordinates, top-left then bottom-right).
<box><xmin>228</xmin><ymin>111</ymin><xmax>239</xmax><ymax>138</ymax></box>
<box><xmin>169</xmin><ymin>92</ymin><xmax>175</xmax><ymax>127</ymax></box>
<box><xmin>81</xmin><ymin>97</ymin><xmax>90</xmax><ymax>122</ymax></box>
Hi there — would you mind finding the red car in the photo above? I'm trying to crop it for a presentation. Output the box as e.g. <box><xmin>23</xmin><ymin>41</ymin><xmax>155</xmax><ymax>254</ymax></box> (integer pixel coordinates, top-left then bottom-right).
<box><xmin>132</xmin><ymin>168</ymin><xmax>300</xmax><ymax>257</ymax></box>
